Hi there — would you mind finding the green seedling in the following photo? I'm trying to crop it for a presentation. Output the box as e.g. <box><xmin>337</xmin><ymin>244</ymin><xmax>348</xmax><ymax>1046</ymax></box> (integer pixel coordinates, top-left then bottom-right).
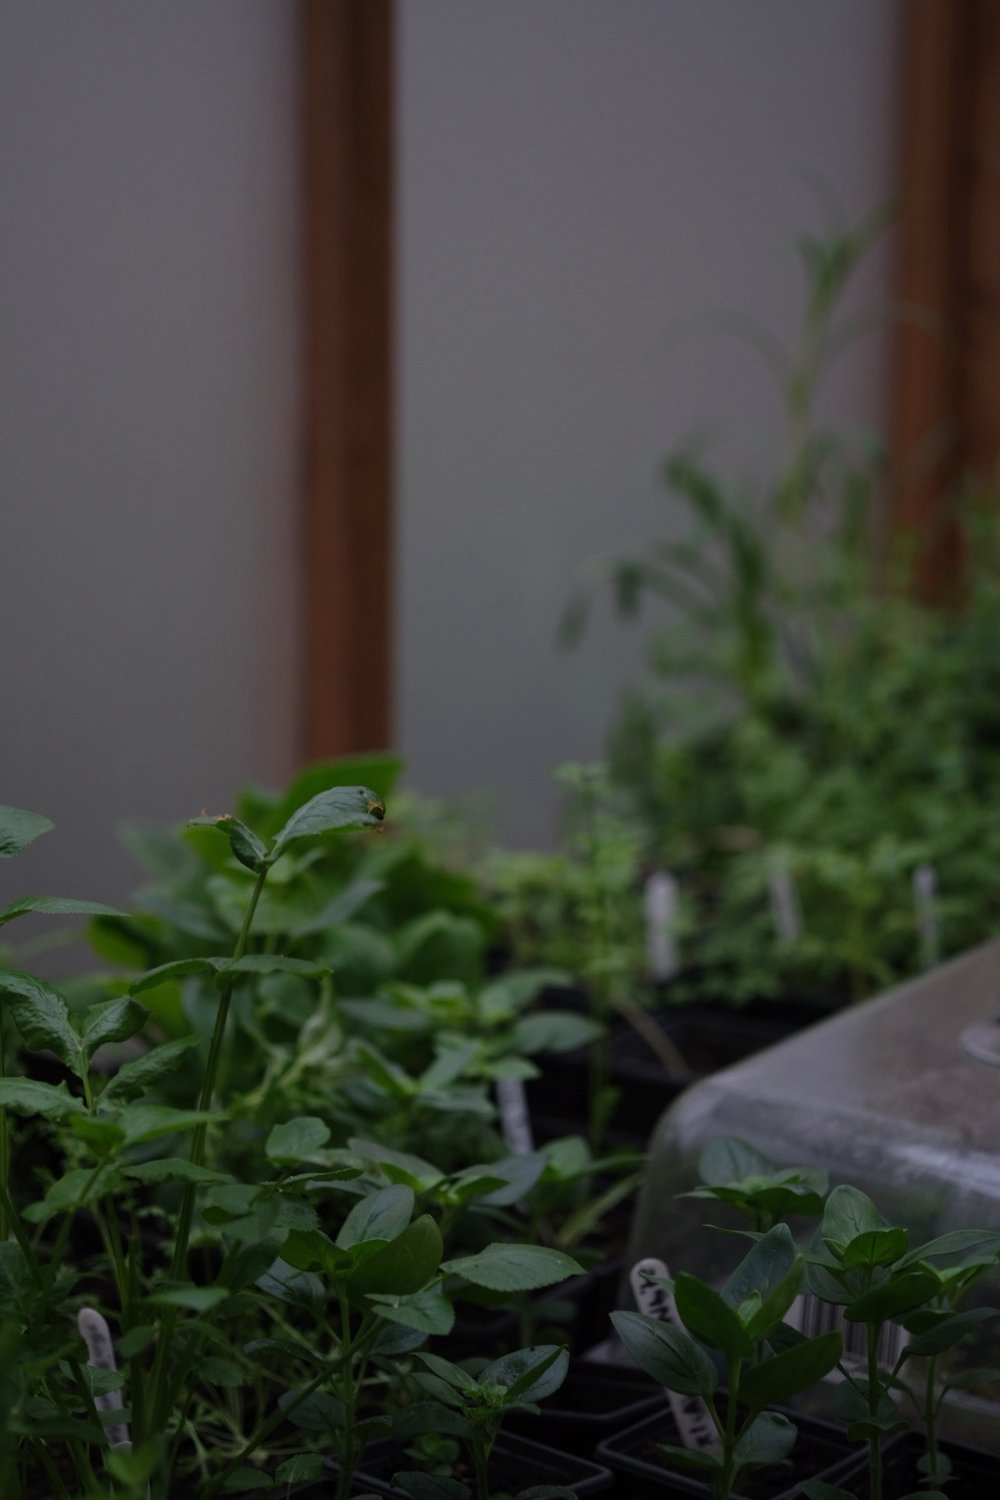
<box><xmin>799</xmin><ymin>1186</ymin><xmax>1000</xmax><ymax>1500</ymax></box>
<box><xmin>613</xmin><ymin>1224</ymin><xmax>842</xmax><ymax>1499</ymax></box>
<box><xmin>391</xmin><ymin>1344</ymin><xmax>572</xmax><ymax>1500</ymax></box>
<box><xmin>680</xmin><ymin>1135</ymin><xmax>829</xmax><ymax>1232</ymax></box>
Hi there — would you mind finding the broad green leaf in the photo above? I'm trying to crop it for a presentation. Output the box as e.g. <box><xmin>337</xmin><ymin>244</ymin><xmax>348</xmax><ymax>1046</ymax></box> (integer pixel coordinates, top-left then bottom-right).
<box><xmin>481</xmin><ymin>1345</ymin><xmax>568</xmax><ymax>1403</ymax></box>
<box><xmin>415</xmin><ymin>1353</ymin><xmax>479</xmax><ymax>1392</ymax></box>
<box><xmin>130</xmin><ymin>958</ymin><xmax>223</xmax><ymax>994</ymax></box>
<box><xmin>391</xmin><ymin>1402</ymin><xmax>477</xmax><ymax>1443</ymax></box>
<box><xmin>0</xmin><ymin>806</ymin><xmax>52</xmax><ymax>859</ymax></box>
<box><xmin>122</xmin><ymin>1159</ymin><xmax>232</xmax><ymax>1186</ymax></box>
<box><xmin>116</xmin><ymin>1104</ymin><xmax>218</xmax><ymax>1146</ymax></box>
<box><xmin>842</xmin><ymin>1227</ymin><xmax>908</xmax><ymax>1270</ymax></box>
<box><xmin>347</xmin><ymin>1214</ymin><xmax>443</xmax><ymax>1299</ymax></box>
<box><xmin>722</xmin><ymin>1224</ymin><xmax>801</xmax><ymax>1337</ymax></box>
<box><xmin>255</xmin><ymin>1259</ymin><xmax>324</xmax><ymax>1310</ymax></box>
<box><xmin>277</xmin><ymin>1387</ymin><xmax>344</xmax><ymax>1433</ymax></box>
<box><xmin>0</xmin><ymin>1078</ymin><xmax>84</xmax><ymax>1119</ymax></box>
<box><xmin>275</xmin><ymin>1455</ymin><xmax>325</xmax><ymax>1485</ymax></box>
<box><xmin>336</xmin><ymin>1185</ymin><xmax>413</xmax><ymax>1250</ymax></box>
<box><xmin>270</xmin><ymin>785</ymin><xmax>385</xmax><ymax>861</ymax></box>
<box><xmin>0</xmin><ymin>972</ymin><xmax>83</xmax><ymax>1075</ymax></box>
<box><xmin>844</xmin><ymin>1269</ymin><xmax>938</xmax><ymax>1324</ymax></box>
<box><xmin>0</xmin><ymin>895</ymin><xmax>126</xmax><ymax>928</ymax></box>
<box><xmin>674</xmin><ymin>1272</ymin><xmax>754</xmax><ymax>1359</ymax></box>
<box><xmin>739</xmin><ymin>1331</ymin><xmax>842</xmax><ymax>1413</ymax></box>
<box><xmin>511</xmin><ymin>1011</ymin><xmax>602</xmax><ymax>1054</ymax></box>
<box><xmin>698</xmin><ymin>1137</ymin><xmax>773</xmax><ymax>1185</ymax></box>
<box><xmin>186</xmin><ymin>814</ymin><xmax>269</xmax><ymax>872</ymax></box>
<box><xmin>280</xmin><ymin>1229</ymin><xmax>347</xmax><ymax>1278</ymax></box>
<box><xmin>225</xmin><ymin>955</ymin><xmax>329</xmax><ymax>981</ymax></box>
<box><xmin>442</xmin><ymin>1243</ymin><xmax>582</xmax><ymax>1292</ymax></box>
<box><xmin>897</xmin><ymin>1230</ymin><xmax>1000</xmax><ymax>1268</ymax></box>
<box><xmin>220</xmin><ymin>1468</ymin><xmax>269</xmax><ymax>1494</ymax></box>
<box><xmin>291</xmin><ymin>878</ymin><xmax>384</xmax><ymax>937</ymax></box>
<box><xmin>610</xmin><ymin>1310</ymin><xmax>718</xmax><ymax>1396</ymax></box>
<box><xmin>148</xmin><ymin>1286</ymin><xmax>230</xmax><ymax>1311</ymax></box>
<box><xmin>732</xmin><ymin>1410</ymin><xmax>796</xmax><ymax>1469</ymax></box>
<box><xmin>101</xmin><ymin>1037</ymin><xmax>199</xmax><ymax>1104</ymax></box>
<box><xmin>367</xmin><ymin>1287</ymin><xmax>455</xmax><ymax>1336</ymax></box>
<box><xmin>81</xmin><ymin>997</ymin><xmax>147</xmax><ymax>1058</ymax></box>
<box><xmin>821</xmin><ymin>1186</ymin><xmax>883</xmax><ymax>1256</ymax></box>
<box><xmin>903</xmin><ymin>1306</ymin><xmax>1000</xmax><ymax>1356</ymax></box>
<box><xmin>22</xmin><ymin>1163</ymin><xmax>119</xmax><ymax>1223</ymax></box>
<box><xmin>265</xmin><ymin>1116</ymin><xmax>331</xmax><ymax>1164</ymax></box>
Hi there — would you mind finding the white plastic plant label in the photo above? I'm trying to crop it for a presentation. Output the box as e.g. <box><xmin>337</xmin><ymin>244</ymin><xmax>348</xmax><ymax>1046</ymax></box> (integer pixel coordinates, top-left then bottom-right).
<box><xmin>77</xmin><ymin>1307</ymin><xmax>131</xmax><ymax>1451</ymax></box>
<box><xmin>629</xmin><ymin>1256</ymin><xmax>721</xmax><ymax>1454</ymax></box>
<box><xmin>496</xmin><ymin>1077</ymin><xmax>534</xmax><ymax>1154</ymax></box>
<box><xmin>913</xmin><ymin>862</ymin><xmax>940</xmax><ymax>969</ymax></box>
<box><xmin>768</xmin><ymin>854</ymin><xmax>802</xmax><ymax>944</ymax></box>
<box><xmin>645</xmin><ymin>871</ymin><xmax>680</xmax><ymax>980</ymax></box>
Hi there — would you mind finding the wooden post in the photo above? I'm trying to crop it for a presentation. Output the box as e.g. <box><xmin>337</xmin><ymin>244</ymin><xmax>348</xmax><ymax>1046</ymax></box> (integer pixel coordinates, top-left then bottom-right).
<box><xmin>300</xmin><ymin>0</ymin><xmax>394</xmax><ymax>757</ymax></box>
<box><xmin>890</xmin><ymin>0</ymin><xmax>1000</xmax><ymax>600</ymax></box>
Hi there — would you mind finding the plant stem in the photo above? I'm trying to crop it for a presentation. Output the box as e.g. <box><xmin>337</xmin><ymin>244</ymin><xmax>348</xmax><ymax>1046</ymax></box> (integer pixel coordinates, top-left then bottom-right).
<box><xmin>335</xmin><ymin>1291</ymin><xmax>355</xmax><ymax>1500</ymax></box>
<box><xmin>867</xmin><ymin>1321</ymin><xmax>882</xmax><ymax>1500</ymax></box>
<box><xmin>0</xmin><ymin>1008</ymin><xmax>7</xmax><ymax>1242</ymax></box>
<box><xmin>721</xmin><ymin>1359</ymin><xmax>740</xmax><ymax>1500</ymax></box>
<box><xmin>149</xmin><ymin>865</ymin><xmax>269</xmax><ymax>1435</ymax></box>
<box><xmin>924</xmin><ymin>1354</ymin><xmax>940</xmax><ymax>1481</ymax></box>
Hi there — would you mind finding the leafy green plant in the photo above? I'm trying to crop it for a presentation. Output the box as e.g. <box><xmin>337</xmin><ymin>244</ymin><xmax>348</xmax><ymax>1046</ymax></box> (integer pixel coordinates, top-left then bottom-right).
<box><xmin>679</xmin><ymin>1135</ymin><xmax>828</xmax><ymax>1233</ymax></box>
<box><xmin>391</xmin><ymin>1344</ymin><xmax>572</xmax><ymax>1500</ymax></box>
<box><xmin>799</xmin><ymin>1186</ymin><xmax>1000</xmax><ymax>1500</ymax></box>
<box><xmin>560</xmin><ymin>209</ymin><xmax>1000</xmax><ymax>1009</ymax></box>
<box><xmin>613</xmin><ymin>1225</ymin><xmax>842</xmax><ymax>1499</ymax></box>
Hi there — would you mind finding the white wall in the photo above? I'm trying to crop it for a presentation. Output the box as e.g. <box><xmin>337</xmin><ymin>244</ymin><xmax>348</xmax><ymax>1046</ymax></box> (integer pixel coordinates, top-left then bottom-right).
<box><xmin>0</xmin><ymin>1</ymin><xmax>300</xmax><ymax>906</ymax></box>
<box><xmin>394</xmin><ymin>0</ymin><xmax>902</xmax><ymax>846</ymax></box>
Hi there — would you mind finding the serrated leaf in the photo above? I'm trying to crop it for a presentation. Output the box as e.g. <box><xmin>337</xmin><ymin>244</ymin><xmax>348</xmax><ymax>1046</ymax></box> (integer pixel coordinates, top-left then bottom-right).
<box><xmin>275</xmin><ymin>1454</ymin><xmax>325</xmax><ymax>1484</ymax></box>
<box><xmin>0</xmin><ymin>895</ymin><xmax>126</xmax><ymax>928</ymax></box>
<box><xmin>122</xmin><ymin>1157</ymin><xmax>231</xmax><ymax>1186</ymax></box>
<box><xmin>81</xmin><ymin>997</ymin><xmax>147</xmax><ymax>1059</ymax></box>
<box><xmin>443</xmin><ymin>1243</ymin><xmax>582</xmax><ymax>1292</ymax></box>
<box><xmin>611</xmin><ymin>1309</ymin><xmax>718</xmax><ymax>1396</ymax></box>
<box><xmin>0</xmin><ymin>971</ymin><xmax>83</xmax><ymax>1075</ymax></box>
<box><xmin>116</xmin><ymin>1104</ymin><xmax>218</xmax><ymax>1146</ymax></box>
<box><xmin>0</xmin><ymin>1078</ymin><xmax>84</xmax><ymax>1118</ymax></box>
<box><xmin>129</xmin><ymin>958</ymin><xmax>223</xmax><ymax>994</ymax></box>
<box><xmin>270</xmin><ymin>785</ymin><xmax>385</xmax><ymax>862</ymax></box>
<box><xmin>482</xmin><ymin>1345</ymin><xmax>568</xmax><ymax>1402</ymax></box>
<box><xmin>367</xmin><ymin>1286</ymin><xmax>455</xmax><ymax>1336</ymax></box>
<box><xmin>0</xmin><ymin>806</ymin><xmax>53</xmax><ymax>859</ymax></box>
<box><xmin>101</xmin><ymin>1037</ymin><xmax>199</xmax><ymax>1105</ymax></box>
<box><xmin>265</xmin><ymin>1116</ymin><xmax>331</xmax><ymax>1164</ymax></box>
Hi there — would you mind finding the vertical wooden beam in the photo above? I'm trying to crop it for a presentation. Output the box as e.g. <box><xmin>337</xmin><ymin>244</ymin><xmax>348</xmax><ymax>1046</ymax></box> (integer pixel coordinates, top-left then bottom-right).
<box><xmin>300</xmin><ymin>0</ymin><xmax>394</xmax><ymax>758</ymax></box>
<box><xmin>890</xmin><ymin>0</ymin><xmax>1000</xmax><ymax>600</ymax></box>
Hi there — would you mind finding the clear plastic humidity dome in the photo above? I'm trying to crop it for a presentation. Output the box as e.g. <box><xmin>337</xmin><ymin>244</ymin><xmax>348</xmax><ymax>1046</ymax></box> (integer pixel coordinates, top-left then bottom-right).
<box><xmin>626</xmin><ymin>939</ymin><xmax>1000</xmax><ymax>1447</ymax></box>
